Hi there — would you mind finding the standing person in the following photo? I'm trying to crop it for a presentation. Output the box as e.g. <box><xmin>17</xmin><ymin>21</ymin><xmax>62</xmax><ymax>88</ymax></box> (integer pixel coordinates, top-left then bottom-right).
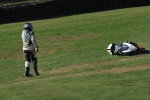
<box><xmin>21</xmin><ymin>22</ymin><xmax>40</xmax><ymax>77</ymax></box>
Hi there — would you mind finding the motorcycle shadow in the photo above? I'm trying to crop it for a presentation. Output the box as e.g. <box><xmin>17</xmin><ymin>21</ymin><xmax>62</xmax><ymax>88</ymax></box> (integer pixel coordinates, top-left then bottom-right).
<box><xmin>141</xmin><ymin>50</ymin><xmax>150</xmax><ymax>54</ymax></box>
<box><xmin>118</xmin><ymin>50</ymin><xmax>150</xmax><ymax>56</ymax></box>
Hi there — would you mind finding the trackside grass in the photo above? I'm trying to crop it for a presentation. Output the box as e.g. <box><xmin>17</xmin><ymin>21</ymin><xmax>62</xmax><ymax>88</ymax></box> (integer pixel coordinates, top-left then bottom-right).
<box><xmin>1</xmin><ymin>6</ymin><xmax>150</xmax><ymax>100</ymax></box>
<box><xmin>0</xmin><ymin>0</ymin><xmax>39</xmax><ymax>5</ymax></box>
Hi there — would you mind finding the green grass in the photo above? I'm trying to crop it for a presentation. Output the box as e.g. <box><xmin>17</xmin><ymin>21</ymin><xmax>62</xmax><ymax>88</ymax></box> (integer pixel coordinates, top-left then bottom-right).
<box><xmin>0</xmin><ymin>0</ymin><xmax>39</xmax><ymax>5</ymax></box>
<box><xmin>1</xmin><ymin>6</ymin><xmax>150</xmax><ymax>100</ymax></box>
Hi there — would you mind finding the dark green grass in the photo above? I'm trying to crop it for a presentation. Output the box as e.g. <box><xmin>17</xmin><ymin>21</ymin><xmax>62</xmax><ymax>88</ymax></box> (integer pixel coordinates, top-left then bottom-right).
<box><xmin>0</xmin><ymin>6</ymin><xmax>150</xmax><ymax>100</ymax></box>
<box><xmin>0</xmin><ymin>0</ymin><xmax>39</xmax><ymax>5</ymax></box>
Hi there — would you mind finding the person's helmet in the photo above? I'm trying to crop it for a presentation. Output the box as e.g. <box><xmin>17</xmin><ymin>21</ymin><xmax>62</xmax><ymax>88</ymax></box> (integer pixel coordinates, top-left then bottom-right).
<box><xmin>24</xmin><ymin>22</ymin><xmax>33</xmax><ymax>31</ymax></box>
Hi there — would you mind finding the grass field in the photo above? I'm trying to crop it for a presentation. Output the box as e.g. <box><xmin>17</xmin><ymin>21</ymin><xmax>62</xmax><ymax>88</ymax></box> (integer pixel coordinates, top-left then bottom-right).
<box><xmin>1</xmin><ymin>6</ymin><xmax>150</xmax><ymax>100</ymax></box>
<box><xmin>0</xmin><ymin>0</ymin><xmax>39</xmax><ymax>5</ymax></box>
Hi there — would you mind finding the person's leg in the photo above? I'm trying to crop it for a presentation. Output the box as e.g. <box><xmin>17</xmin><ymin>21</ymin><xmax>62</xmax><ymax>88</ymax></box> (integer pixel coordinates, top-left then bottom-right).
<box><xmin>24</xmin><ymin>51</ymin><xmax>33</xmax><ymax>77</ymax></box>
<box><xmin>31</xmin><ymin>52</ymin><xmax>40</xmax><ymax>76</ymax></box>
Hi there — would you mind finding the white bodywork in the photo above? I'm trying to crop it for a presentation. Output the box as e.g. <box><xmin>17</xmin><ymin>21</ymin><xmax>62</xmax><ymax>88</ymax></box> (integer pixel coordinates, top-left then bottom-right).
<box><xmin>121</xmin><ymin>42</ymin><xmax>137</xmax><ymax>53</ymax></box>
<box><xmin>107</xmin><ymin>43</ymin><xmax>120</xmax><ymax>55</ymax></box>
<box><xmin>107</xmin><ymin>42</ymin><xmax>137</xmax><ymax>55</ymax></box>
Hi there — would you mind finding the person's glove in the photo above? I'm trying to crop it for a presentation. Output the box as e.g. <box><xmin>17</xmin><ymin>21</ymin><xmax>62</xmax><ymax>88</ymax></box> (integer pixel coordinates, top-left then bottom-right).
<box><xmin>35</xmin><ymin>48</ymin><xmax>38</xmax><ymax>53</ymax></box>
<box><xmin>30</xmin><ymin>31</ymin><xmax>34</xmax><ymax>35</ymax></box>
<box><xmin>35</xmin><ymin>45</ymin><xmax>38</xmax><ymax>53</ymax></box>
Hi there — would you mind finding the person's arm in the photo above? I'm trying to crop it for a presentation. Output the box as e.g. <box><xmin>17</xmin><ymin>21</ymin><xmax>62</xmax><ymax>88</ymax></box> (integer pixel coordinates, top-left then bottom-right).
<box><xmin>30</xmin><ymin>31</ymin><xmax>38</xmax><ymax>53</ymax></box>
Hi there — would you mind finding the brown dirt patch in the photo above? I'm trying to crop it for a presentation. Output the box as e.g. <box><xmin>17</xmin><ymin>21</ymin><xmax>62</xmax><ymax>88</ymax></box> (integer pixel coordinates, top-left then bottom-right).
<box><xmin>46</xmin><ymin>54</ymin><xmax>150</xmax><ymax>74</ymax></box>
<box><xmin>3</xmin><ymin>54</ymin><xmax>150</xmax><ymax>86</ymax></box>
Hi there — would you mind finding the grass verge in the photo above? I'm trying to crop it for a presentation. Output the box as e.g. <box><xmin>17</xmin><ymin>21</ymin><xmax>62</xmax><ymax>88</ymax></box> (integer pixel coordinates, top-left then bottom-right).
<box><xmin>0</xmin><ymin>6</ymin><xmax>150</xmax><ymax>100</ymax></box>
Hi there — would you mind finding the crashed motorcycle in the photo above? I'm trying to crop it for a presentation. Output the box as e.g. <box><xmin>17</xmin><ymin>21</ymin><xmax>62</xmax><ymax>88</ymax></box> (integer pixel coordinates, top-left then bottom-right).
<box><xmin>106</xmin><ymin>41</ymin><xmax>148</xmax><ymax>56</ymax></box>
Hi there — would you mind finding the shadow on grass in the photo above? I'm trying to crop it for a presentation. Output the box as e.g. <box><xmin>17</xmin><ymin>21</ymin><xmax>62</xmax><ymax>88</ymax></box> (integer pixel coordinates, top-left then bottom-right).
<box><xmin>138</xmin><ymin>50</ymin><xmax>150</xmax><ymax>55</ymax></box>
<box><xmin>118</xmin><ymin>50</ymin><xmax>150</xmax><ymax>56</ymax></box>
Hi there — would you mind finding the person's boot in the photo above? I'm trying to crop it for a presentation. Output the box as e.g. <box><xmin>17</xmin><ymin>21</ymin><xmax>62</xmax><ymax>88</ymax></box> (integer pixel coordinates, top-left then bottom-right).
<box><xmin>34</xmin><ymin>65</ymin><xmax>40</xmax><ymax>76</ymax></box>
<box><xmin>24</xmin><ymin>67</ymin><xmax>33</xmax><ymax>77</ymax></box>
<box><xmin>33</xmin><ymin>58</ymin><xmax>40</xmax><ymax>76</ymax></box>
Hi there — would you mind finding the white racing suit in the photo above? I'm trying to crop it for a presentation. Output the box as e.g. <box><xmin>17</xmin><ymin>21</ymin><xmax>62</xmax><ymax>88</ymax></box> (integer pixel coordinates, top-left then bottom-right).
<box><xmin>119</xmin><ymin>42</ymin><xmax>137</xmax><ymax>55</ymax></box>
<box><xmin>22</xmin><ymin>30</ymin><xmax>39</xmax><ymax>76</ymax></box>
